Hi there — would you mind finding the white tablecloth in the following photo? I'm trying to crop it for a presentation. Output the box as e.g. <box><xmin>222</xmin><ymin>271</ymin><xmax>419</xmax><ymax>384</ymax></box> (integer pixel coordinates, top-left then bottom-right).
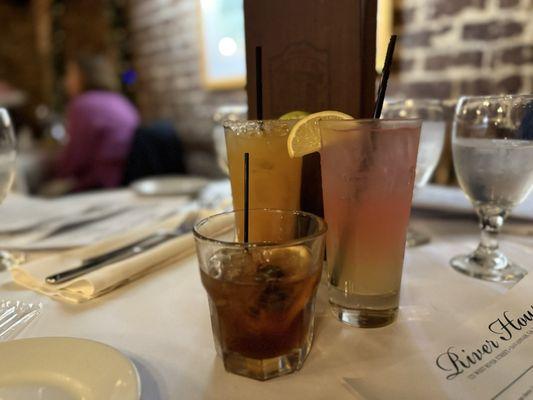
<box><xmin>1</xmin><ymin>194</ymin><xmax>532</xmax><ymax>399</ymax></box>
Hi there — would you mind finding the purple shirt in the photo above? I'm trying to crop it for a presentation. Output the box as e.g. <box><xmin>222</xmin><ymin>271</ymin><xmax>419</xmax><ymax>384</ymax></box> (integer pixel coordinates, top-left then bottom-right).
<box><xmin>58</xmin><ymin>91</ymin><xmax>140</xmax><ymax>190</ymax></box>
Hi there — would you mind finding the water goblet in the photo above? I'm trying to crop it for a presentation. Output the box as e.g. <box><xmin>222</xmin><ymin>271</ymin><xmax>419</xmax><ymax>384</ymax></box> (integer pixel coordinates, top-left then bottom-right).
<box><xmin>450</xmin><ymin>94</ymin><xmax>533</xmax><ymax>282</ymax></box>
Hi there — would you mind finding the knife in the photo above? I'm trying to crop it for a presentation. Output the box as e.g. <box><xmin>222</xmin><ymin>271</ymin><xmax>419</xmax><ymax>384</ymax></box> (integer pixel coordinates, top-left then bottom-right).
<box><xmin>45</xmin><ymin>212</ymin><xmax>198</xmax><ymax>284</ymax></box>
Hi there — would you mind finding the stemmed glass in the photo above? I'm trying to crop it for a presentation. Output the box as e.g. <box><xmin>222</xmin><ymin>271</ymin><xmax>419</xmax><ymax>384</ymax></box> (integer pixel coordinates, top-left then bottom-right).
<box><xmin>383</xmin><ymin>99</ymin><xmax>446</xmax><ymax>246</ymax></box>
<box><xmin>450</xmin><ymin>95</ymin><xmax>533</xmax><ymax>282</ymax></box>
<box><xmin>0</xmin><ymin>108</ymin><xmax>17</xmax><ymax>270</ymax></box>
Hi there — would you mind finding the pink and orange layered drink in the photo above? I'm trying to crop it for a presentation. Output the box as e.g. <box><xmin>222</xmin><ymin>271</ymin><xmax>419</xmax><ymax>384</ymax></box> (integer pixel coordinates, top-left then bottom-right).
<box><xmin>319</xmin><ymin>119</ymin><xmax>421</xmax><ymax>327</ymax></box>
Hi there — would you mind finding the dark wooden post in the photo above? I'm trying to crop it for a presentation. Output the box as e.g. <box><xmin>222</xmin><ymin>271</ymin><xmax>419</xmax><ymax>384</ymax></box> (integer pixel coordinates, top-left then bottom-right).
<box><xmin>244</xmin><ymin>0</ymin><xmax>377</xmax><ymax>215</ymax></box>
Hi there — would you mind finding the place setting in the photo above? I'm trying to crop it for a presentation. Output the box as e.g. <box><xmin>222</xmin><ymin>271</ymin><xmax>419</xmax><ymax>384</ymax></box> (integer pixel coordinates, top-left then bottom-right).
<box><xmin>0</xmin><ymin>1</ymin><xmax>533</xmax><ymax>399</ymax></box>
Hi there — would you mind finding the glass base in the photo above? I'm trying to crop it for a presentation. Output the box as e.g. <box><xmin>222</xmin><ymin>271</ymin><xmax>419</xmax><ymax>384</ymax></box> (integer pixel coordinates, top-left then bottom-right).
<box><xmin>406</xmin><ymin>228</ymin><xmax>430</xmax><ymax>248</ymax></box>
<box><xmin>330</xmin><ymin>303</ymin><xmax>398</xmax><ymax>328</ymax></box>
<box><xmin>450</xmin><ymin>254</ymin><xmax>527</xmax><ymax>283</ymax></box>
<box><xmin>221</xmin><ymin>342</ymin><xmax>311</xmax><ymax>381</ymax></box>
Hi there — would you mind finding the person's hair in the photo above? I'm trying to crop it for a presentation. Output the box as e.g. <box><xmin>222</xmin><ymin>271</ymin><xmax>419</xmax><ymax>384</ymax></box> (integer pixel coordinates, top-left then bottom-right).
<box><xmin>73</xmin><ymin>54</ymin><xmax>119</xmax><ymax>92</ymax></box>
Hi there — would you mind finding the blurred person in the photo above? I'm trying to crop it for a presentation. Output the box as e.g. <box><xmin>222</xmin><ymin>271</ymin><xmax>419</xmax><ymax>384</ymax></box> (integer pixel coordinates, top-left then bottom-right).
<box><xmin>45</xmin><ymin>54</ymin><xmax>139</xmax><ymax>194</ymax></box>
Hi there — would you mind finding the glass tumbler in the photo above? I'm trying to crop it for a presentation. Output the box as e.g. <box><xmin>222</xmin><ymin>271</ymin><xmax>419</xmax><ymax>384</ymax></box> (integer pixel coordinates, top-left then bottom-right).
<box><xmin>193</xmin><ymin>209</ymin><xmax>327</xmax><ymax>380</ymax></box>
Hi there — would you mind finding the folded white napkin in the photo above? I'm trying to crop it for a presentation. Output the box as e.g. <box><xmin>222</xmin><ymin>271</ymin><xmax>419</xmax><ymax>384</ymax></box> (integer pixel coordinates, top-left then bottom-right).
<box><xmin>10</xmin><ymin>211</ymin><xmax>215</xmax><ymax>304</ymax></box>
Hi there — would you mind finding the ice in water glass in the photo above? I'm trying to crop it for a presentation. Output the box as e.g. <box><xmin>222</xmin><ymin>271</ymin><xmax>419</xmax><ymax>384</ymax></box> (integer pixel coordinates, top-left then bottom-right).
<box><xmin>451</xmin><ymin>95</ymin><xmax>533</xmax><ymax>282</ymax></box>
<box><xmin>0</xmin><ymin>109</ymin><xmax>16</xmax><ymax>270</ymax></box>
<box><xmin>383</xmin><ymin>99</ymin><xmax>446</xmax><ymax>247</ymax></box>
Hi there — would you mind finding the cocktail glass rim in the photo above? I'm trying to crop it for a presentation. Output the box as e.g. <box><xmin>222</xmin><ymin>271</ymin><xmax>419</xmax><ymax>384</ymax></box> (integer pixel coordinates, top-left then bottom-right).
<box><xmin>222</xmin><ymin>119</ymin><xmax>298</xmax><ymax>127</ymax></box>
<box><xmin>193</xmin><ymin>208</ymin><xmax>327</xmax><ymax>248</ymax></box>
<box><xmin>318</xmin><ymin>118</ymin><xmax>422</xmax><ymax>130</ymax></box>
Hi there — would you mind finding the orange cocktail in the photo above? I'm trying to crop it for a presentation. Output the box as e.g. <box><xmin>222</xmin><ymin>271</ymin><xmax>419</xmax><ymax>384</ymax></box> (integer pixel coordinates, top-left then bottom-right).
<box><xmin>224</xmin><ymin>120</ymin><xmax>302</xmax><ymax>241</ymax></box>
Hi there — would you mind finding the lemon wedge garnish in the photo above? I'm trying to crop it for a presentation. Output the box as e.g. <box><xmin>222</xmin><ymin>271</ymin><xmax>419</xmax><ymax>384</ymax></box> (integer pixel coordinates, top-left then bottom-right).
<box><xmin>287</xmin><ymin>110</ymin><xmax>352</xmax><ymax>158</ymax></box>
<box><xmin>279</xmin><ymin>110</ymin><xmax>310</xmax><ymax>120</ymax></box>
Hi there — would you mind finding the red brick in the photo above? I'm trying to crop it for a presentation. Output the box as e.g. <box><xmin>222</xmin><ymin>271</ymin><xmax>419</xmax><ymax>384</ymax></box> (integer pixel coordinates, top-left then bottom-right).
<box><xmin>427</xmin><ymin>0</ymin><xmax>486</xmax><ymax>18</ymax></box>
<box><xmin>391</xmin><ymin>57</ymin><xmax>415</xmax><ymax>73</ymax></box>
<box><xmin>460</xmin><ymin>78</ymin><xmax>494</xmax><ymax>95</ymax></box>
<box><xmin>400</xmin><ymin>26</ymin><xmax>451</xmax><ymax>48</ymax></box>
<box><xmin>463</xmin><ymin>20</ymin><xmax>523</xmax><ymax>40</ymax></box>
<box><xmin>492</xmin><ymin>45</ymin><xmax>533</xmax><ymax>66</ymax></box>
<box><xmin>496</xmin><ymin>75</ymin><xmax>523</xmax><ymax>93</ymax></box>
<box><xmin>425</xmin><ymin>51</ymin><xmax>483</xmax><ymax>70</ymax></box>
<box><xmin>395</xmin><ymin>81</ymin><xmax>453</xmax><ymax>99</ymax></box>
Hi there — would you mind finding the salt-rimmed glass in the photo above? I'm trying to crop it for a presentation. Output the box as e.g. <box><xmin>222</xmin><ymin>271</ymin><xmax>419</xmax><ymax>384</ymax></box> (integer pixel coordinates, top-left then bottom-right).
<box><xmin>223</xmin><ymin>120</ymin><xmax>302</xmax><ymax>221</ymax></box>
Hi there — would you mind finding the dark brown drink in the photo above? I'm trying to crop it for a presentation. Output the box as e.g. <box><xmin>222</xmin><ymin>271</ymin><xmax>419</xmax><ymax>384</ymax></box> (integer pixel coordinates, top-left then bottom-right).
<box><xmin>193</xmin><ymin>209</ymin><xmax>327</xmax><ymax>380</ymax></box>
<box><xmin>200</xmin><ymin>246</ymin><xmax>321</xmax><ymax>376</ymax></box>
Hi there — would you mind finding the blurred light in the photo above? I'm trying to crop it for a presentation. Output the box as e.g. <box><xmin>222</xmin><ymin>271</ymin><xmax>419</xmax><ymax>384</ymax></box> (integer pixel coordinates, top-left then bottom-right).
<box><xmin>51</xmin><ymin>124</ymin><xmax>66</xmax><ymax>142</ymax></box>
<box><xmin>202</xmin><ymin>0</ymin><xmax>216</xmax><ymax>12</ymax></box>
<box><xmin>218</xmin><ymin>37</ymin><xmax>237</xmax><ymax>57</ymax></box>
<box><xmin>122</xmin><ymin>69</ymin><xmax>137</xmax><ymax>85</ymax></box>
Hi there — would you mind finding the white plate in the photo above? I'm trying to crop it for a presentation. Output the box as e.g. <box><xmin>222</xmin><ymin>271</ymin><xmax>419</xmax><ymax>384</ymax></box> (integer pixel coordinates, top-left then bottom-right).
<box><xmin>0</xmin><ymin>337</ymin><xmax>140</xmax><ymax>400</ymax></box>
<box><xmin>131</xmin><ymin>175</ymin><xmax>209</xmax><ymax>197</ymax></box>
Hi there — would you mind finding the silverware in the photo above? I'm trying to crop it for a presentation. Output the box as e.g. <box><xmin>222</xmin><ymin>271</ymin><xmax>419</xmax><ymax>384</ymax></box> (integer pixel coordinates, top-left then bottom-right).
<box><xmin>45</xmin><ymin>212</ymin><xmax>198</xmax><ymax>285</ymax></box>
<box><xmin>0</xmin><ymin>301</ymin><xmax>42</xmax><ymax>341</ymax></box>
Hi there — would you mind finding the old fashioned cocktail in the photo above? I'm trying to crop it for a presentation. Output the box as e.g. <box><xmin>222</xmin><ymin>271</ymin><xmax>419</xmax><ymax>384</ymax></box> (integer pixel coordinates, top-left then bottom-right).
<box><xmin>193</xmin><ymin>209</ymin><xmax>326</xmax><ymax>380</ymax></box>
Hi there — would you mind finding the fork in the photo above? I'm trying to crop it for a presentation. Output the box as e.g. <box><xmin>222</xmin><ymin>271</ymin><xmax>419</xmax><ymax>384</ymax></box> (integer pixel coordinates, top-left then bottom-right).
<box><xmin>0</xmin><ymin>301</ymin><xmax>42</xmax><ymax>341</ymax></box>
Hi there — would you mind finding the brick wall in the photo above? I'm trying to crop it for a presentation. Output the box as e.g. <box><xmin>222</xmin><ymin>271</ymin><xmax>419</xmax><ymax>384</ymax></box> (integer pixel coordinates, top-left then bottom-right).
<box><xmin>128</xmin><ymin>0</ymin><xmax>532</xmax><ymax>176</ymax></box>
<box><xmin>128</xmin><ymin>0</ymin><xmax>246</xmax><ymax>176</ymax></box>
<box><xmin>391</xmin><ymin>0</ymin><xmax>533</xmax><ymax>98</ymax></box>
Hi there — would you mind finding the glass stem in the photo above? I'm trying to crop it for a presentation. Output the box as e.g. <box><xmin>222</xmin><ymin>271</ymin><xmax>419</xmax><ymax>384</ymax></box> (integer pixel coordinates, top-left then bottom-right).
<box><xmin>474</xmin><ymin>209</ymin><xmax>506</xmax><ymax>266</ymax></box>
<box><xmin>478</xmin><ymin>217</ymin><xmax>501</xmax><ymax>252</ymax></box>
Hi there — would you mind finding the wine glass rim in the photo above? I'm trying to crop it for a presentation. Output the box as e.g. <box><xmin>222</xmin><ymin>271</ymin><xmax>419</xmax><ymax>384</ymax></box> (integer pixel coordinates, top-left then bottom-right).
<box><xmin>384</xmin><ymin>98</ymin><xmax>443</xmax><ymax>105</ymax></box>
<box><xmin>319</xmin><ymin>118</ymin><xmax>422</xmax><ymax>128</ymax></box>
<box><xmin>0</xmin><ymin>108</ymin><xmax>11</xmax><ymax>128</ymax></box>
<box><xmin>458</xmin><ymin>94</ymin><xmax>533</xmax><ymax>102</ymax></box>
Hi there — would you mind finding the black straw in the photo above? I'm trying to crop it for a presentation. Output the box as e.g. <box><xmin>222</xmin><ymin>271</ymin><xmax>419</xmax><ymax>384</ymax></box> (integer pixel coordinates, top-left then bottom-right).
<box><xmin>243</xmin><ymin>152</ymin><xmax>250</xmax><ymax>243</ymax></box>
<box><xmin>255</xmin><ymin>46</ymin><xmax>263</xmax><ymax>120</ymax></box>
<box><xmin>373</xmin><ymin>35</ymin><xmax>397</xmax><ymax>119</ymax></box>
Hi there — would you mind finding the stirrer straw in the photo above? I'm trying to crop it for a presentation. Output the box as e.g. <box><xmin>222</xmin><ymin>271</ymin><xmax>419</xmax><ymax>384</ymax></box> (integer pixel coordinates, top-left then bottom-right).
<box><xmin>373</xmin><ymin>35</ymin><xmax>397</xmax><ymax>119</ymax></box>
<box><xmin>243</xmin><ymin>152</ymin><xmax>250</xmax><ymax>243</ymax></box>
<box><xmin>243</xmin><ymin>46</ymin><xmax>264</xmax><ymax>243</ymax></box>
